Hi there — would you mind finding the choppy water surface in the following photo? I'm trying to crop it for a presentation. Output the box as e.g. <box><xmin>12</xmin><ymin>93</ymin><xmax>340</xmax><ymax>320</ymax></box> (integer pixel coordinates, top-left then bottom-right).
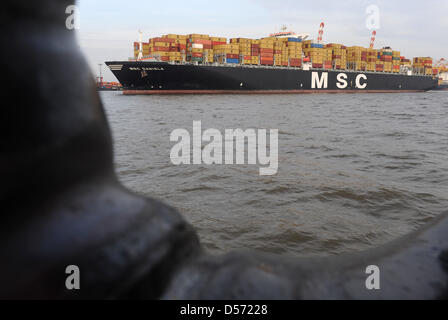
<box><xmin>101</xmin><ymin>91</ymin><xmax>448</xmax><ymax>256</ymax></box>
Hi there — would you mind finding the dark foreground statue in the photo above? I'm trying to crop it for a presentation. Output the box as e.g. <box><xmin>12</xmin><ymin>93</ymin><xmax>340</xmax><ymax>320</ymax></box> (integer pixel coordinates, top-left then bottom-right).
<box><xmin>1</xmin><ymin>0</ymin><xmax>447</xmax><ymax>299</ymax></box>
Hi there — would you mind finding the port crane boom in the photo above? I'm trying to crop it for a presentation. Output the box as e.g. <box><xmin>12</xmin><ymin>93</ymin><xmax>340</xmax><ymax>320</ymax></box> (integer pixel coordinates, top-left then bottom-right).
<box><xmin>369</xmin><ymin>30</ymin><xmax>376</xmax><ymax>49</ymax></box>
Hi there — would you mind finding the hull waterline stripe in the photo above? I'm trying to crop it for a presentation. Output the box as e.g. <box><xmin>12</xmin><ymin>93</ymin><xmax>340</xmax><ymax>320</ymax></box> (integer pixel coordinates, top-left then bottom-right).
<box><xmin>123</xmin><ymin>89</ymin><xmax>426</xmax><ymax>95</ymax></box>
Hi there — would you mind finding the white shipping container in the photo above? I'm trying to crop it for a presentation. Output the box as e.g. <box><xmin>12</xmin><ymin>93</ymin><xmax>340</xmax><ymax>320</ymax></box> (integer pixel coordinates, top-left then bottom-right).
<box><xmin>192</xmin><ymin>43</ymin><xmax>203</xmax><ymax>49</ymax></box>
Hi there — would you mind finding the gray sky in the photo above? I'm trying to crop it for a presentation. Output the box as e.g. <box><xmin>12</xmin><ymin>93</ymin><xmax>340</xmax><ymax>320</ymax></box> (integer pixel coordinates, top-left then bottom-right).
<box><xmin>76</xmin><ymin>0</ymin><xmax>448</xmax><ymax>81</ymax></box>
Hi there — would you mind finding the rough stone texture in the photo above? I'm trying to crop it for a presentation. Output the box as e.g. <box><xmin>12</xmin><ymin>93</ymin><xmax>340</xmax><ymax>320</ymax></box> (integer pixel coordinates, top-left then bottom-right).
<box><xmin>0</xmin><ymin>0</ymin><xmax>447</xmax><ymax>299</ymax></box>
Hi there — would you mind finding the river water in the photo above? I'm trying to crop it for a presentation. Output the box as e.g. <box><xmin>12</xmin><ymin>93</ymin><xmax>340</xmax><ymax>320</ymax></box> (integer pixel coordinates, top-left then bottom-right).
<box><xmin>101</xmin><ymin>91</ymin><xmax>448</xmax><ymax>256</ymax></box>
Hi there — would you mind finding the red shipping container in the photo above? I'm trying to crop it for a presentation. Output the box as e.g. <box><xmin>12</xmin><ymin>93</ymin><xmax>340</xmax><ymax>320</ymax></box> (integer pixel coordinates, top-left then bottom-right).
<box><xmin>260</xmin><ymin>58</ymin><xmax>273</xmax><ymax>65</ymax></box>
<box><xmin>260</xmin><ymin>52</ymin><xmax>273</xmax><ymax>58</ymax></box>
<box><xmin>290</xmin><ymin>58</ymin><xmax>301</xmax><ymax>67</ymax></box>
<box><xmin>179</xmin><ymin>44</ymin><xmax>187</xmax><ymax>50</ymax></box>
<box><xmin>203</xmin><ymin>44</ymin><xmax>213</xmax><ymax>50</ymax></box>
<box><xmin>226</xmin><ymin>54</ymin><xmax>239</xmax><ymax>59</ymax></box>
<box><xmin>212</xmin><ymin>41</ymin><xmax>226</xmax><ymax>46</ymax></box>
<box><xmin>192</xmin><ymin>52</ymin><xmax>203</xmax><ymax>58</ymax></box>
<box><xmin>152</xmin><ymin>37</ymin><xmax>175</xmax><ymax>43</ymax></box>
<box><xmin>161</xmin><ymin>56</ymin><xmax>170</xmax><ymax>61</ymax></box>
<box><xmin>193</xmin><ymin>39</ymin><xmax>212</xmax><ymax>45</ymax></box>
<box><xmin>260</xmin><ymin>48</ymin><xmax>274</xmax><ymax>54</ymax></box>
<box><xmin>312</xmin><ymin>63</ymin><xmax>323</xmax><ymax>68</ymax></box>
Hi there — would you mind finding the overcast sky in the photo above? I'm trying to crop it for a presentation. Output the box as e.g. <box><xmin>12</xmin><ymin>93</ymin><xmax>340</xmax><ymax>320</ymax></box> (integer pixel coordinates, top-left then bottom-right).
<box><xmin>76</xmin><ymin>0</ymin><xmax>448</xmax><ymax>81</ymax></box>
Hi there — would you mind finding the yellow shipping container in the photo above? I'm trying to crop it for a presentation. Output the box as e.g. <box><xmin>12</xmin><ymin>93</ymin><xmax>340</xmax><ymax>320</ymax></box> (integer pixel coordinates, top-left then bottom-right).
<box><xmin>210</xmin><ymin>37</ymin><xmax>227</xmax><ymax>42</ymax></box>
<box><xmin>189</xmin><ymin>34</ymin><xmax>210</xmax><ymax>39</ymax></box>
<box><xmin>239</xmin><ymin>45</ymin><xmax>251</xmax><ymax>51</ymax></box>
<box><xmin>326</xmin><ymin>43</ymin><xmax>343</xmax><ymax>49</ymax></box>
<box><xmin>154</xmin><ymin>42</ymin><xmax>171</xmax><ymax>47</ymax></box>
<box><xmin>240</xmin><ymin>38</ymin><xmax>253</xmax><ymax>44</ymax></box>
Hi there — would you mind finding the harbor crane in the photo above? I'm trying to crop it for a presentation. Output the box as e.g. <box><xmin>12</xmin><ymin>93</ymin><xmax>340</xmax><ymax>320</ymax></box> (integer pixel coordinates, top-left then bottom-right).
<box><xmin>369</xmin><ymin>30</ymin><xmax>376</xmax><ymax>49</ymax></box>
<box><xmin>317</xmin><ymin>22</ymin><xmax>325</xmax><ymax>44</ymax></box>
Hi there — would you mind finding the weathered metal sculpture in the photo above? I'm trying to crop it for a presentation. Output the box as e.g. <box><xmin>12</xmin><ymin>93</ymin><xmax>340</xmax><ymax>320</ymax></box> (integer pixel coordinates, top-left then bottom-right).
<box><xmin>1</xmin><ymin>0</ymin><xmax>447</xmax><ymax>299</ymax></box>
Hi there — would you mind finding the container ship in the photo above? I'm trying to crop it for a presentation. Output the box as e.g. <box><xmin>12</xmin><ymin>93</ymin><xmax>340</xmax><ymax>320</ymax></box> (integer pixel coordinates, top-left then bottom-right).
<box><xmin>106</xmin><ymin>29</ymin><xmax>439</xmax><ymax>94</ymax></box>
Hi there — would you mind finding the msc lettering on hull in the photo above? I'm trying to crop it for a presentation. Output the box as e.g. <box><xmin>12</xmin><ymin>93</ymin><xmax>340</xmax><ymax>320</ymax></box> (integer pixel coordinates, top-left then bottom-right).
<box><xmin>311</xmin><ymin>72</ymin><xmax>368</xmax><ymax>89</ymax></box>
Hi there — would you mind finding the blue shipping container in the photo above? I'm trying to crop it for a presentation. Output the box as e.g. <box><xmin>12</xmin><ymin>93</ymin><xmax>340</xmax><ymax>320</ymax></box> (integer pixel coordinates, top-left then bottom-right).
<box><xmin>288</xmin><ymin>37</ymin><xmax>302</xmax><ymax>42</ymax></box>
<box><xmin>226</xmin><ymin>58</ymin><xmax>239</xmax><ymax>64</ymax></box>
<box><xmin>310</xmin><ymin>43</ymin><xmax>324</xmax><ymax>48</ymax></box>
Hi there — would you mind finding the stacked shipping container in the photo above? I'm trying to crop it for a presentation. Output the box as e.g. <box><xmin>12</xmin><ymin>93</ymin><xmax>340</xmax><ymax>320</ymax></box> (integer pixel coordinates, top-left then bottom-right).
<box><xmin>132</xmin><ymin>33</ymin><xmax>438</xmax><ymax>76</ymax></box>
<box><xmin>413</xmin><ymin>57</ymin><xmax>437</xmax><ymax>75</ymax></box>
<box><xmin>325</xmin><ymin>44</ymin><xmax>347</xmax><ymax>70</ymax></box>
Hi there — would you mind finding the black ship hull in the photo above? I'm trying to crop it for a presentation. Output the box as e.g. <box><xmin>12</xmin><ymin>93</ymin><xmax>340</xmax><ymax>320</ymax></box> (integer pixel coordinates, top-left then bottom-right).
<box><xmin>106</xmin><ymin>61</ymin><xmax>438</xmax><ymax>94</ymax></box>
<box><xmin>433</xmin><ymin>84</ymin><xmax>448</xmax><ymax>91</ymax></box>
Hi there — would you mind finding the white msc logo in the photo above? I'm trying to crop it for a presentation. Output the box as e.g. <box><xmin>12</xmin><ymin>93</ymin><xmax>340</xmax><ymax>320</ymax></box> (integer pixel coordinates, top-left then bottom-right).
<box><xmin>311</xmin><ymin>72</ymin><xmax>367</xmax><ymax>89</ymax></box>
